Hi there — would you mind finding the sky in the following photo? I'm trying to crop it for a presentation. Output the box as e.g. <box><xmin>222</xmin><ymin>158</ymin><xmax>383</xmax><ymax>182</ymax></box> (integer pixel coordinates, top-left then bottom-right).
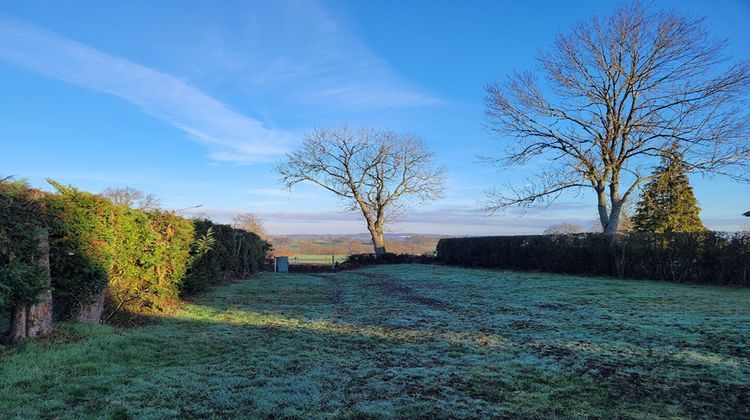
<box><xmin>1</xmin><ymin>0</ymin><xmax>748</xmax><ymax>235</ymax></box>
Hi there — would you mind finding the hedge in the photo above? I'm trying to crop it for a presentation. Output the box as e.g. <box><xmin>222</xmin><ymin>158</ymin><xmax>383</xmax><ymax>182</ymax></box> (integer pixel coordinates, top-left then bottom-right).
<box><xmin>0</xmin><ymin>180</ymin><xmax>47</xmax><ymax>316</ymax></box>
<box><xmin>436</xmin><ymin>232</ymin><xmax>750</xmax><ymax>286</ymax></box>
<box><xmin>1</xmin><ymin>179</ymin><xmax>270</xmax><ymax>335</ymax></box>
<box><xmin>182</xmin><ymin>220</ymin><xmax>269</xmax><ymax>294</ymax></box>
<box><xmin>44</xmin><ymin>182</ymin><xmax>115</xmax><ymax>320</ymax></box>
<box><xmin>341</xmin><ymin>253</ymin><xmax>437</xmax><ymax>268</ymax></box>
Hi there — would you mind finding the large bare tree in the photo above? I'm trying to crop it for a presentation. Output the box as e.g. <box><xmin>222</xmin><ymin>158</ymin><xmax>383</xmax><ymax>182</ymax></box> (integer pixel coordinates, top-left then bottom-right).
<box><xmin>276</xmin><ymin>126</ymin><xmax>445</xmax><ymax>256</ymax></box>
<box><xmin>484</xmin><ymin>2</ymin><xmax>750</xmax><ymax>235</ymax></box>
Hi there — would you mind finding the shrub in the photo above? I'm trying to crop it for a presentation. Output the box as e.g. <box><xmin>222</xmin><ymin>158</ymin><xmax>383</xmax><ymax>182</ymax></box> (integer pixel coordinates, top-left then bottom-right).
<box><xmin>436</xmin><ymin>232</ymin><xmax>750</xmax><ymax>286</ymax></box>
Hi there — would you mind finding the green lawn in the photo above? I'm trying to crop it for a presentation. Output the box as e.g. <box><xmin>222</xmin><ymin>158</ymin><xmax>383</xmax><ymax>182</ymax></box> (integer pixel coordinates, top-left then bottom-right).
<box><xmin>1</xmin><ymin>265</ymin><xmax>748</xmax><ymax>418</ymax></box>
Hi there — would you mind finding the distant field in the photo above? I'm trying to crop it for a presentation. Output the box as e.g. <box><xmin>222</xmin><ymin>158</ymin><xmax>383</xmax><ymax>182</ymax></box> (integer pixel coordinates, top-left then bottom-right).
<box><xmin>270</xmin><ymin>234</ymin><xmax>441</xmax><ymax>257</ymax></box>
<box><xmin>1</xmin><ymin>265</ymin><xmax>748</xmax><ymax>417</ymax></box>
<box><xmin>286</xmin><ymin>254</ymin><xmax>348</xmax><ymax>265</ymax></box>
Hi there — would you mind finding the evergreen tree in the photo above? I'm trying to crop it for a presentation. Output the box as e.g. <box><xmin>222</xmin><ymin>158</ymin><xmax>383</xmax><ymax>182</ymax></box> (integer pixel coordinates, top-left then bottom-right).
<box><xmin>632</xmin><ymin>150</ymin><xmax>706</xmax><ymax>233</ymax></box>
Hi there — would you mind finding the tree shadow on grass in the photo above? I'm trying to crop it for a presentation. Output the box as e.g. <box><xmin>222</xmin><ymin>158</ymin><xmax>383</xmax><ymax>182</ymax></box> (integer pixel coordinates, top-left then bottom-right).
<box><xmin>118</xmin><ymin>296</ymin><xmax>750</xmax><ymax>418</ymax></box>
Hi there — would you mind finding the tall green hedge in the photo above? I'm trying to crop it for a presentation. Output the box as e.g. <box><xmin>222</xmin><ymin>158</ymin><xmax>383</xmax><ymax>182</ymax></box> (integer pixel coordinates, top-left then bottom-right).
<box><xmin>182</xmin><ymin>219</ymin><xmax>270</xmax><ymax>294</ymax></box>
<box><xmin>107</xmin><ymin>208</ymin><xmax>195</xmax><ymax>313</ymax></box>
<box><xmin>44</xmin><ymin>181</ymin><xmax>116</xmax><ymax>320</ymax></box>
<box><xmin>45</xmin><ymin>182</ymin><xmax>270</xmax><ymax>319</ymax></box>
<box><xmin>2</xmin><ymin>179</ymin><xmax>270</xmax><ymax>330</ymax></box>
<box><xmin>436</xmin><ymin>232</ymin><xmax>750</xmax><ymax>286</ymax></box>
<box><xmin>0</xmin><ymin>179</ymin><xmax>47</xmax><ymax>318</ymax></box>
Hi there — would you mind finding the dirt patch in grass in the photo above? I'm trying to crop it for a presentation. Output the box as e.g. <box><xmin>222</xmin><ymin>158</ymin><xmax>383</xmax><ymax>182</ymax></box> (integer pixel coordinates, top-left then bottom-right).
<box><xmin>537</xmin><ymin>302</ymin><xmax>578</xmax><ymax>311</ymax></box>
<box><xmin>508</xmin><ymin>319</ymin><xmax>550</xmax><ymax>331</ymax></box>
<box><xmin>353</xmin><ymin>271</ymin><xmax>449</xmax><ymax>309</ymax></box>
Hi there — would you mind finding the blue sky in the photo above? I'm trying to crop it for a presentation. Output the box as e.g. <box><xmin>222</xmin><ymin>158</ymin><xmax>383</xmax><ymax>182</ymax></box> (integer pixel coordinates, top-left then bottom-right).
<box><xmin>1</xmin><ymin>0</ymin><xmax>748</xmax><ymax>234</ymax></box>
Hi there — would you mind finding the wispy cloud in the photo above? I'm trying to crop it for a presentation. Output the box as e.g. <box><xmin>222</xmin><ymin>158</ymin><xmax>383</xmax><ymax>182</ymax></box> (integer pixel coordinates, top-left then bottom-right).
<box><xmin>190</xmin><ymin>1</ymin><xmax>441</xmax><ymax>110</ymax></box>
<box><xmin>0</xmin><ymin>15</ymin><xmax>290</xmax><ymax>163</ymax></box>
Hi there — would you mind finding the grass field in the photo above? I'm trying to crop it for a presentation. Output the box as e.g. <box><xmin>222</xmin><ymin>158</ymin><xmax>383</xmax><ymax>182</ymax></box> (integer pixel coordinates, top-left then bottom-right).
<box><xmin>1</xmin><ymin>265</ymin><xmax>748</xmax><ymax>418</ymax></box>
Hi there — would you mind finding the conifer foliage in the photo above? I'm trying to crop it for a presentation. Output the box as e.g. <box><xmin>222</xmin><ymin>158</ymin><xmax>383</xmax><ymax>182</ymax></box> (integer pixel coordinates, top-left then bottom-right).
<box><xmin>632</xmin><ymin>151</ymin><xmax>706</xmax><ymax>233</ymax></box>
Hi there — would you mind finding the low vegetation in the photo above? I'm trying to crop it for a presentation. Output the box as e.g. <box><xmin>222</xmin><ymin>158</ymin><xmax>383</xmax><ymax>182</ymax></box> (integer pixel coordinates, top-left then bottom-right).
<box><xmin>1</xmin><ymin>265</ymin><xmax>747</xmax><ymax>417</ymax></box>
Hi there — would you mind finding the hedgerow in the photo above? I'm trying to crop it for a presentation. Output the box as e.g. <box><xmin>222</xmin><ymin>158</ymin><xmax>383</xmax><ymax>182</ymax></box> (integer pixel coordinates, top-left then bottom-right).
<box><xmin>44</xmin><ymin>180</ymin><xmax>115</xmax><ymax>320</ymax></box>
<box><xmin>106</xmin><ymin>208</ymin><xmax>195</xmax><ymax>315</ymax></box>
<box><xmin>0</xmin><ymin>179</ymin><xmax>47</xmax><ymax>317</ymax></box>
<box><xmin>1</xmin><ymin>178</ymin><xmax>270</xmax><ymax>333</ymax></box>
<box><xmin>182</xmin><ymin>219</ymin><xmax>270</xmax><ymax>294</ymax></box>
<box><xmin>340</xmin><ymin>253</ymin><xmax>436</xmax><ymax>269</ymax></box>
<box><xmin>437</xmin><ymin>232</ymin><xmax>750</xmax><ymax>286</ymax></box>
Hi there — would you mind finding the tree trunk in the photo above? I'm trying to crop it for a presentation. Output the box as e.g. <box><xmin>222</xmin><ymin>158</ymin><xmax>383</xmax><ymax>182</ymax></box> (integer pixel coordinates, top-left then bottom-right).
<box><xmin>25</xmin><ymin>285</ymin><xmax>53</xmax><ymax>336</ymax></box>
<box><xmin>26</xmin><ymin>231</ymin><xmax>53</xmax><ymax>336</ymax></box>
<box><xmin>369</xmin><ymin>226</ymin><xmax>386</xmax><ymax>257</ymax></box>
<box><xmin>596</xmin><ymin>188</ymin><xmax>609</xmax><ymax>229</ymax></box>
<box><xmin>7</xmin><ymin>306</ymin><xmax>28</xmax><ymax>344</ymax></box>
<box><xmin>77</xmin><ymin>289</ymin><xmax>106</xmax><ymax>323</ymax></box>
<box><xmin>6</xmin><ymin>230</ymin><xmax>53</xmax><ymax>344</ymax></box>
<box><xmin>603</xmin><ymin>201</ymin><xmax>624</xmax><ymax>236</ymax></box>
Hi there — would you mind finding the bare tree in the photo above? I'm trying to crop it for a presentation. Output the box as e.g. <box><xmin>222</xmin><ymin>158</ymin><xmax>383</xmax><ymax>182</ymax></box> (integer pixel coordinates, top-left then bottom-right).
<box><xmin>544</xmin><ymin>223</ymin><xmax>583</xmax><ymax>235</ymax></box>
<box><xmin>232</xmin><ymin>212</ymin><xmax>268</xmax><ymax>239</ymax></box>
<box><xmin>484</xmin><ymin>2</ymin><xmax>750</xmax><ymax>235</ymax></box>
<box><xmin>276</xmin><ymin>126</ymin><xmax>445</xmax><ymax>256</ymax></box>
<box><xmin>101</xmin><ymin>187</ymin><xmax>160</xmax><ymax>211</ymax></box>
